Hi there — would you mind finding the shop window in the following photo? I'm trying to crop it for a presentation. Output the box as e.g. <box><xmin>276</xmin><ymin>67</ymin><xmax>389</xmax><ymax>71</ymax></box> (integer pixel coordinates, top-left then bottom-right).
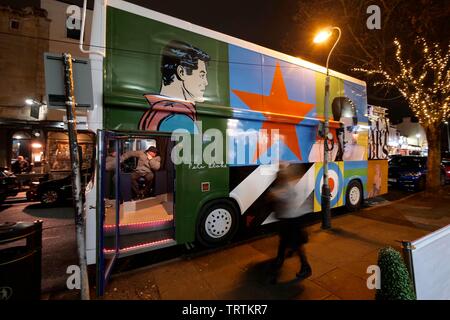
<box><xmin>11</xmin><ymin>131</ymin><xmax>32</xmax><ymax>162</ymax></box>
<box><xmin>46</xmin><ymin>131</ymin><xmax>95</xmax><ymax>173</ymax></box>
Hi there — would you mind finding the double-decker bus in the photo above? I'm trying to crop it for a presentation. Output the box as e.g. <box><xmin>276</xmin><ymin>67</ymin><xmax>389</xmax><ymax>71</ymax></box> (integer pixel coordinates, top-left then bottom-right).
<box><xmin>81</xmin><ymin>0</ymin><xmax>389</xmax><ymax>294</ymax></box>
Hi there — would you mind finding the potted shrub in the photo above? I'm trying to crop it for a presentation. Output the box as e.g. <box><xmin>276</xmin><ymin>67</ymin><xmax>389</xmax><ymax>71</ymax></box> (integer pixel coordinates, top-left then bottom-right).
<box><xmin>376</xmin><ymin>246</ymin><xmax>416</xmax><ymax>300</ymax></box>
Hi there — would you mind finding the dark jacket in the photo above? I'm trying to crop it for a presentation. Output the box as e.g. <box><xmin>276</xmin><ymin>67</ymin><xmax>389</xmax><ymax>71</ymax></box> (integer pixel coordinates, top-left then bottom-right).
<box><xmin>120</xmin><ymin>151</ymin><xmax>161</xmax><ymax>174</ymax></box>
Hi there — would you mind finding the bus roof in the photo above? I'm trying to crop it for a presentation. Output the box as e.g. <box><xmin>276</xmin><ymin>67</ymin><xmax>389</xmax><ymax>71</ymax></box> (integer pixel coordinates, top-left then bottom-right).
<box><xmin>108</xmin><ymin>0</ymin><xmax>366</xmax><ymax>87</ymax></box>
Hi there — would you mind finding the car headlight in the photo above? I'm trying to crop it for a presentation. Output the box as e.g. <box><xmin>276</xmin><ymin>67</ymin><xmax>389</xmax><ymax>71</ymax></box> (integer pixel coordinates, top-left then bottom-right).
<box><xmin>407</xmin><ymin>172</ymin><xmax>422</xmax><ymax>177</ymax></box>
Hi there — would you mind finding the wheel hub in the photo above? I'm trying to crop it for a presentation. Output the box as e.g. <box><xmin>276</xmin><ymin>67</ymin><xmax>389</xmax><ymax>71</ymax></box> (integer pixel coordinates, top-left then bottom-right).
<box><xmin>349</xmin><ymin>186</ymin><xmax>360</xmax><ymax>205</ymax></box>
<box><xmin>42</xmin><ymin>190</ymin><xmax>58</xmax><ymax>204</ymax></box>
<box><xmin>205</xmin><ymin>208</ymin><xmax>232</xmax><ymax>239</ymax></box>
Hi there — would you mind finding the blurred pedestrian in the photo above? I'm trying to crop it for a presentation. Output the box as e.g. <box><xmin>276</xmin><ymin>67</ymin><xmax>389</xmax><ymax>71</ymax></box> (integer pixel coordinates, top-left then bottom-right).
<box><xmin>267</xmin><ymin>164</ymin><xmax>312</xmax><ymax>283</ymax></box>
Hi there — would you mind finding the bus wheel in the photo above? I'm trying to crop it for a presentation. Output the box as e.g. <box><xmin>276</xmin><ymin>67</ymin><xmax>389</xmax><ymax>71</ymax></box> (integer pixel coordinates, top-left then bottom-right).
<box><xmin>197</xmin><ymin>200</ymin><xmax>239</xmax><ymax>247</ymax></box>
<box><xmin>345</xmin><ymin>180</ymin><xmax>363</xmax><ymax>212</ymax></box>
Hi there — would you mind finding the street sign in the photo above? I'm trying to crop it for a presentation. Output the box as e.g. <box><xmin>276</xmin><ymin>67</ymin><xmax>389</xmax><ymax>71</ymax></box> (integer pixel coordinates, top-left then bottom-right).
<box><xmin>44</xmin><ymin>52</ymin><xmax>93</xmax><ymax>109</ymax></box>
<box><xmin>30</xmin><ymin>104</ymin><xmax>40</xmax><ymax>119</ymax></box>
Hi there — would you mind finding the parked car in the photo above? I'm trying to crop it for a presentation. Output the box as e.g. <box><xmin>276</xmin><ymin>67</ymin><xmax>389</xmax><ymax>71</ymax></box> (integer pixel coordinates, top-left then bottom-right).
<box><xmin>388</xmin><ymin>156</ymin><xmax>428</xmax><ymax>191</ymax></box>
<box><xmin>441</xmin><ymin>159</ymin><xmax>450</xmax><ymax>184</ymax></box>
<box><xmin>27</xmin><ymin>171</ymin><xmax>92</xmax><ymax>205</ymax></box>
<box><xmin>0</xmin><ymin>168</ymin><xmax>19</xmax><ymax>205</ymax></box>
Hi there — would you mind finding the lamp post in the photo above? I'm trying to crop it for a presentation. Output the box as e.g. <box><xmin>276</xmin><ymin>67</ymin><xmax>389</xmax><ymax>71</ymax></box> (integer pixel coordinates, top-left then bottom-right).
<box><xmin>313</xmin><ymin>26</ymin><xmax>341</xmax><ymax>230</ymax></box>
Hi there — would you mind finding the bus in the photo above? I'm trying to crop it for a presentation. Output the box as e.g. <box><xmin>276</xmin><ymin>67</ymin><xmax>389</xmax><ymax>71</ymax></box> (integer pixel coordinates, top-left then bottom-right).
<box><xmin>81</xmin><ymin>0</ymin><xmax>389</xmax><ymax>294</ymax></box>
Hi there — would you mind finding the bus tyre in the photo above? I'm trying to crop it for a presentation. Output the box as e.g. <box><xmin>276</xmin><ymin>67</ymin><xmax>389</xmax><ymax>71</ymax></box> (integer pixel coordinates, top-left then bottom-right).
<box><xmin>345</xmin><ymin>180</ymin><xmax>363</xmax><ymax>212</ymax></box>
<box><xmin>196</xmin><ymin>200</ymin><xmax>239</xmax><ymax>247</ymax></box>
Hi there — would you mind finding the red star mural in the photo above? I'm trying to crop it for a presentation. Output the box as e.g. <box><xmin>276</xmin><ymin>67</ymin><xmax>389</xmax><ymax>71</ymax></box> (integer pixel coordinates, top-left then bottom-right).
<box><xmin>232</xmin><ymin>63</ymin><xmax>315</xmax><ymax>161</ymax></box>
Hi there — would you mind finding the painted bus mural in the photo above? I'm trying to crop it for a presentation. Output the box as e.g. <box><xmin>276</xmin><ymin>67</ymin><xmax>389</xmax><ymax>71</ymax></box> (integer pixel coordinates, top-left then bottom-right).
<box><xmin>82</xmin><ymin>0</ymin><xmax>389</xmax><ymax>294</ymax></box>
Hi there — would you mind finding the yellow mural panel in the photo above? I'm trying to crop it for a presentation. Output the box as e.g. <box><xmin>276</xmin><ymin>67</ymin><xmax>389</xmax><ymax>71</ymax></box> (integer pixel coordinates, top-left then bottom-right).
<box><xmin>367</xmin><ymin>160</ymin><xmax>388</xmax><ymax>197</ymax></box>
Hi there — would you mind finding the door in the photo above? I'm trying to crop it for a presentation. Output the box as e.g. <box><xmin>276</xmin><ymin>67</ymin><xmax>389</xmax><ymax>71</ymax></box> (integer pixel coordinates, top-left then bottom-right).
<box><xmin>114</xmin><ymin>133</ymin><xmax>176</xmax><ymax>257</ymax></box>
<box><xmin>96</xmin><ymin>130</ymin><xmax>121</xmax><ymax>296</ymax></box>
<box><xmin>96</xmin><ymin>130</ymin><xmax>177</xmax><ymax>296</ymax></box>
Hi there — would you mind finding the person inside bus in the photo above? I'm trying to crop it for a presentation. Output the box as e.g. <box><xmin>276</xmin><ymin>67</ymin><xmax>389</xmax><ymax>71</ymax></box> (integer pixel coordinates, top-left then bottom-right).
<box><xmin>106</xmin><ymin>149</ymin><xmax>117</xmax><ymax>172</ymax></box>
<box><xmin>120</xmin><ymin>146</ymin><xmax>161</xmax><ymax>199</ymax></box>
<box><xmin>267</xmin><ymin>163</ymin><xmax>312</xmax><ymax>284</ymax></box>
<box><xmin>139</xmin><ymin>40</ymin><xmax>210</xmax><ymax>134</ymax></box>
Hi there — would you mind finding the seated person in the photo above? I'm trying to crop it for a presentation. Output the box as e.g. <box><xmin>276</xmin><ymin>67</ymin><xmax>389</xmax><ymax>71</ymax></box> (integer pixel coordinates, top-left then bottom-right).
<box><xmin>12</xmin><ymin>155</ymin><xmax>30</xmax><ymax>174</ymax></box>
<box><xmin>120</xmin><ymin>146</ymin><xmax>161</xmax><ymax>199</ymax></box>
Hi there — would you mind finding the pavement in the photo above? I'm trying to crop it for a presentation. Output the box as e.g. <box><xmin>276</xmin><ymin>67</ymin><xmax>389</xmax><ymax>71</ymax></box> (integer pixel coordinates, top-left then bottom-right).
<box><xmin>94</xmin><ymin>186</ymin><xmax>450</xmax><ymax>300</ymax></box>
<box><xmin>2</xmin><ymin>187</ymin><xmax>449</xmax><ymax>300</ymax></box>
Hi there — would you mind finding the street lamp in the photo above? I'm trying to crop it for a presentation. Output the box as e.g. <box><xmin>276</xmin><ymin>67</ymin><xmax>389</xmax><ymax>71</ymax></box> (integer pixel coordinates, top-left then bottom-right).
<box><xmin>313</xmin><ymin>26</ymin><xmax>341</xmax><ymax>230</ymax></box>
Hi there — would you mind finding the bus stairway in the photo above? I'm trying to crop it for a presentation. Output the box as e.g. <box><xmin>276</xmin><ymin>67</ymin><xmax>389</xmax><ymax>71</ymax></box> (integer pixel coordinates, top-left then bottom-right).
<box><xmin>103</xmin><ymin>227</ymin><xmax>176</xmax><ymax>257</ymax></box>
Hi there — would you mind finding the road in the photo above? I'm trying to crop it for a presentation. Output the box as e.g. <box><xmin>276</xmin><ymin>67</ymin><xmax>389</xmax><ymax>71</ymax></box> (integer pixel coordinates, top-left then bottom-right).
<box><xmin>0</xmin><ymin>193</ymin><xmax>77</xmax><ymax>294</ymax></box>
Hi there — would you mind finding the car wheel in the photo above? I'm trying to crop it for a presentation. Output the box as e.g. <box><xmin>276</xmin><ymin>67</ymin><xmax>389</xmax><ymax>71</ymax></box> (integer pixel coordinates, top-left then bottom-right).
<box><xmin>196</xmin><ymin>200</ymin><xmax>239</xmax><ymax>247</ymax></box>
<box><xmin>345</xmin><ymin>180</ymin><xmax>363</xmax><ymax>212</ymax></box>
<box><xmin>41</xmin><ymin>189</ymin><xmax>60</xmax><ymax>205</ymax></box>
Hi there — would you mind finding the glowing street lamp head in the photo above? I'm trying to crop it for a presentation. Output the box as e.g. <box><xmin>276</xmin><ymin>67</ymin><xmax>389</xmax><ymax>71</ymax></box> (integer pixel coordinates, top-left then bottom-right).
<box><xmin>313</xmin><ymin>29</ymin><xmax>332</xmax><ymax>43</ymax></box>
<box><xmin>25</xmin><ymin>98</ymin><xmax>34</xmax><ymax>105</ymax></box>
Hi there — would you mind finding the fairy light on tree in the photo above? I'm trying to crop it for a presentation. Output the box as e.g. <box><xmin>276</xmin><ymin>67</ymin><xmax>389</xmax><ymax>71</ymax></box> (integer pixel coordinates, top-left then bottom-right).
<box><xmin>355</xmin><ymin>37</ymin><xmax>450</xmax><ymax>191</ymax></box>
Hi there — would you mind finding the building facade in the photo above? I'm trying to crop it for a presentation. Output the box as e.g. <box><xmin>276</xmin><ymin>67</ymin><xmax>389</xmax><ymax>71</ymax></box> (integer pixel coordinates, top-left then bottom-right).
<box><xmin>0</xmin><ymin>0</ymin><xmax>93</xmax><ymax>171</ymax></box>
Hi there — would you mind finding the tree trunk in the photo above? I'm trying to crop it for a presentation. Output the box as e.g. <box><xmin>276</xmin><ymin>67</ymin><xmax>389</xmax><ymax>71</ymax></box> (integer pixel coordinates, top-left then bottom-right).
<box><xmin>425</xmin><ymin>125</ymin><xmax>441</xmax><ymax>192</ymax></box>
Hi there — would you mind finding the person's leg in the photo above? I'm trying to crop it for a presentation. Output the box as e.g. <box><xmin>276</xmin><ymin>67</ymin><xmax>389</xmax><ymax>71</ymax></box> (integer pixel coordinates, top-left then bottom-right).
<box><xmin>144</xmin><ymin>172</ymin><xmax>154</xmax><ymax>196</ymax></box>
<box><xmin>296</xmin><ymin>245</ymin><xmax>312</xmax><ymax>280</ymax></box>
<box><xmin>131</xmin><ymin>172</ymin><xmax>140</xmax><ymax>198</ymax></box>
<box><xmin>274</xmin><ymin>232</ymin><xmax>288</xmax><ymax>268</ymax></box>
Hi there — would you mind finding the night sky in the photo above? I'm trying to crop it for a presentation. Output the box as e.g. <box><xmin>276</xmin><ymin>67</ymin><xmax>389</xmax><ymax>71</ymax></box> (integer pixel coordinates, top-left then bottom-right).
<box><xmin>127</xmin><ymin>0</ymin><xmax>298</xmax><ymax>54</ymax></box>
<box><xmin>7</xmin><ymin>0</ymin><xmax>415</xmax><ymax>122</ymax></box>
<box><xmin>125</xmin><ymin>0</ymin><xmax>412</xmax><ymax>123</ymax></box>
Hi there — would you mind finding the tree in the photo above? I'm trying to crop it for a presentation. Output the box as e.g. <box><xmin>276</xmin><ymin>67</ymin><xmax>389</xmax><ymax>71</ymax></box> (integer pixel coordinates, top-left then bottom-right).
<box><xmin>284</xmin><ymin>0</ymin><xmax>449</xmax><ymax>73</ymax></box>
<box><xmin>283</xmin><ymin>0</ymin><xmax>450</xmax><ymax>191</ymax></box>
<box><xmin>355</xmin><ymin>38</ymin><xmax>450</xmax><ymax>191</ymax></box>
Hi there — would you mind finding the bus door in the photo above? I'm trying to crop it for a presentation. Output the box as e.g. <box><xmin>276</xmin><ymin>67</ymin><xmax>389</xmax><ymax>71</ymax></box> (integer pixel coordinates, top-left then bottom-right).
<box><xmin>96</xmin><ymin>130</ymin><xmax>176</xmax><ymax>295</ymax></box>
<box><xmin>96</xmin><ymin>130</ymin><xmax>119</xmax><ymax>296</ymax></box>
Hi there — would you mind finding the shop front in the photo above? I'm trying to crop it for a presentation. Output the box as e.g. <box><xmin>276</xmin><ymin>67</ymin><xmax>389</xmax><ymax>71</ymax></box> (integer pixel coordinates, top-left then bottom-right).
<box><xmin>0</xmin><ymin>119</ymin><xmax>95</xmax><ymax>196</ymax></box>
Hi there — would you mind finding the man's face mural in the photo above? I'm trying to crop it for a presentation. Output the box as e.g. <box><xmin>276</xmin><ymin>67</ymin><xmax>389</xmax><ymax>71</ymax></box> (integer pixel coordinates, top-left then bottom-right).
<box><xmin>139</xmin><ymin>41</ymin><xmax>210</xmax><ymax>132</ymax></box>
<box><xmin>160</xmin><ymin>40</ymin><xmax>210</xmax><ymax>104</ymax></box>
<box><xmin>337</xmin><ymin>100</ymin><xmax>358</xmax><ymax>146</ymax></box>
<box><xmin>178</xmin><ymin>60</ymin><xmax>208</xmax><ymax>103</ymax></box>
